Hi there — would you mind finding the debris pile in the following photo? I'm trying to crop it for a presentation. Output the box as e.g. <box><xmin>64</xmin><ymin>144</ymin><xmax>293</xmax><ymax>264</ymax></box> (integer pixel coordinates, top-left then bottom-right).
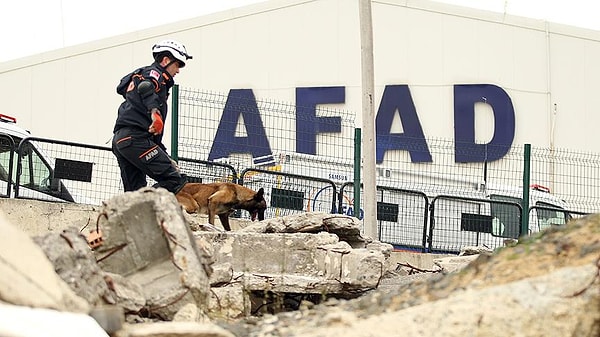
<box><xmin>0</xmin><ymin>188</ymin><xmax>598</xmax><ymax>337</ymax></box>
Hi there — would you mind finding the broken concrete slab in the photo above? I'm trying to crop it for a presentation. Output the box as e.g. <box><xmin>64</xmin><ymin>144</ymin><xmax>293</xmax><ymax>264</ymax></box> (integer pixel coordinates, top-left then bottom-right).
<box><xmin>204</xmin><ymin>232</ymin><xmax>340</xmax><ymax>275</ymax></box>
<box><xmin>0</xmin><ymin>211</ymin><xmax>89</xmax><ymax>313</ymax></box>
<box><xmin>209</xmin><ymin>262</ymin><xmax>233</xmax><ymax>286</ymax></box>
<box><xmin>0</xmin><ymin>198</ymin><xmax>99</xmax><ymax>236</ymax></box>
<box><xmin>0</xmin><ymin>303</ymin><xmax>109</xmax><ymax>337</ymax></box>
<box><xmin>93</xmin><ymin>187</ymin><xmax>212</xmax><ymax>320</ymax></box>
<box><xmin>114</xmin><ymin>321</ymin><xmax>235</xmax><ymax>337</ymax></box>
<box><xmin>185</xmin><ymin>215</ymin><xmax>392</xmax><ymax>319</ymax></box>
<box><xmin>433</xmin><ymin>254</ymin><xmax>482</xmax><ymax>274</ymax></box>
<box><xmin>340</xmin><ymin>248</ymin><xmax>387</xmax><ymax>288</ymax></box>
<box><xmin>173</xmin><ymin>303</ymin><xmax>210</xmax><ymax>323</ymax></box>
<box><xmin>29</xmin><ymin>225</ymin><xmax>152</xmax><ymax>315</ymax></box>
<box><xmin>33</xmin><ymin>226</ymin><xmax>114</xmax><ymax>306</ymax></box>
<box><xmin>103</xmin><ymin>272</ymin><xmax>147</xmax><ymax>314</ymax></box>
<box><xmin>241</xmin><ymin>212</ymin><xmax>368</xmax><ymax>247</ymax></box>
<box><xmin>198</xmin><ymin>229</ymin><xmax>392</xmax><ymax>295</ymax></box>
<box><xmin>207</xmin><ymin>284</ymin><xmax>249</xmax><ymax>320</ymax></box>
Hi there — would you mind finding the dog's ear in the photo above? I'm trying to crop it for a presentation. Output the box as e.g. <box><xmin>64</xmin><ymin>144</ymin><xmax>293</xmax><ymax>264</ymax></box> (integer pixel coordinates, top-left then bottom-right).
<box><xmin>254</xmin><ymin>187</ymin><xmax>264</xmax><ymax>200</ymax></box>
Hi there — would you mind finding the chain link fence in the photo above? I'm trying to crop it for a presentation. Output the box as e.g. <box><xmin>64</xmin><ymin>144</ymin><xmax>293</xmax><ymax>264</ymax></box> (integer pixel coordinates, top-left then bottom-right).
<box><xmin>0</xmin><ymin>87</ymin><xmax>597</xmax><ymax>252</ymax></box>
<box><xmin>176</xmin><ymin>87</ymin><xmax>598</xmax><ymax>252</ymax></box>
<box><xmin>176</xmin><ymin>87</ymin><xmax>599</xmax><ymax>215</ymax></box>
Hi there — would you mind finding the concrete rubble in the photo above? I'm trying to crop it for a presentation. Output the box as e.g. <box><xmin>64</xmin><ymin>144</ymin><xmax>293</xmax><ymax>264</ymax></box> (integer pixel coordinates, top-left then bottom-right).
<box><xmin>92</xmin><ymin>188</ymin><xmax>212</xmax><ymax>321</ymax></box>
<box><xmin>0</xmin><ymin>187</ymin><xmax>394</xmax><ymax>335</ymax></box>
<box><xmin>0</xmin><ymin>189</ymin><xmax>598</xmax><ymax>337</ymax></box>
<box><xmin>0</xmin><ymin>211</ymin><xmax>105</xmax><ymax>337</ymax></box>
<box><xmin>0</xmin><ymin>211</ymin><xmax>89</xmax><ymax>313</ymax></box>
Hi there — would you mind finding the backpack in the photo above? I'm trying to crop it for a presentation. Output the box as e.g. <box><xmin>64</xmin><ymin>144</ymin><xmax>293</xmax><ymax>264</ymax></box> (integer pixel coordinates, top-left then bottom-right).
<box><xmin>116</xmin><ymin>67</ymin><xmax>144</xmax><ymax>98</ymax></box>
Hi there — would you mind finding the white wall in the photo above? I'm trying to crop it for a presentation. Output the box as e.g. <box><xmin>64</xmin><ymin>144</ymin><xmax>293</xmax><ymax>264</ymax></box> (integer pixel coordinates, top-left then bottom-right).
<box><xmin>0</xmin><ymin>0</ymin><xmax>599</xmax><ymax>153</ymax></box>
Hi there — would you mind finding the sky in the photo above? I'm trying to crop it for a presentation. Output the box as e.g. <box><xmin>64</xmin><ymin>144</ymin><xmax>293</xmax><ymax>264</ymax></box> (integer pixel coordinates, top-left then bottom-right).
<box><xmin>1</xmin><ymin>0</ymin><xmax>600</xmax><ymax>63</ymax></box>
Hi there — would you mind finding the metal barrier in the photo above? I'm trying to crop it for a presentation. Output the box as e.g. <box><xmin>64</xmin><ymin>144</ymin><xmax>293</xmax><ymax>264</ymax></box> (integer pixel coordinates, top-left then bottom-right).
<box><xmin>14</xmin><ymin>137</ymin><xmax>121</xmax><ymax>205</ymax></box>
<box><xmin>528</xmin><ymin>205</ymin><xmax>589</xmax><ymax>233</ymax></box>
<box><xmin>178</xmin><ymin>157</ymin><xmax>237</xmax><ymax>183</ymax></box>
<box><xmin>429</xmin><ymin>195</ymin><xmax>522</xmax><ymax>253</ymax></box>
<box><xmin>239</xmin><ymin>168</ymin><xmax>337</xmax><ymax>220</ymax></box>
<box><xmin>0</xmin><ymin>134</ymin><xmax>16</xmax><ymax>198</ymax></box>
<box><xmin>338</xmin><ymin>182</ymin><xmax>430</xmax><ymax>252</ymax></box>
<box><xmin>4</xmin><ymin>134</ymin><xmax>587</xmax><ymax>255</ymax></box>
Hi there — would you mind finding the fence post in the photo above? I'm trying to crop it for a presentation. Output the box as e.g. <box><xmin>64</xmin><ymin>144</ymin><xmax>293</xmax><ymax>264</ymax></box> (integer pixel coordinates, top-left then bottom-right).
<box><xmin>170</xmin><ymin>84</ymin><xmax>179</xmax><ymax>161</ymax></box>
<box><xmin>354</xmin><ymin>128</ymin><xmax>361</xmax><ymax>219</ymax></box>
<box><xmin>521</xmin><ymin>144</ymin><xmax>531</xmax><ymax>237</ymax></box>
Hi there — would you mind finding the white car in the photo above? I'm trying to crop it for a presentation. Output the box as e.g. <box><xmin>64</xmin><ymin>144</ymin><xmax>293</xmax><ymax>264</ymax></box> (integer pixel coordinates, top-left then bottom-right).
<box><xmin>0</xmin><ymin>114</ymin><xmax>79</xmax><ymax>202</ymax></box>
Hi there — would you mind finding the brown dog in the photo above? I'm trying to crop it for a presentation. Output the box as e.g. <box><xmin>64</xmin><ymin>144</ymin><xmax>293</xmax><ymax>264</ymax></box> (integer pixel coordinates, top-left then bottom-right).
<box><xmin>175</xmin><ymin>182</ymin><xmax>266</xmax><ymax>231</ymax></box>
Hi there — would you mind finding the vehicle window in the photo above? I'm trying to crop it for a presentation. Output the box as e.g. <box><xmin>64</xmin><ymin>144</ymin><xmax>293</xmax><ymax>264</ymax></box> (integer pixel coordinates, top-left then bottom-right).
<box><xmin>0</xmin><ymin>134</ymin><xmax>20</xmax><ymax>181</ymax></box>
<box><xmin>489</xmin><ymin>194</ymin><xmax>521</xmax><ymax>239</ymax></box>
<box><xmin>536</xmin><ymin>201</ymin><xmax>568</xmax><ymax>231</ymax></box>
<box><xmin>19</xmin><ymin>143</ymin><xmax>52</xmax><ymax>192</ymax></box>
<box><xmin>0</xmin><ymin>135</ymin><xmax>15</xmax><ymax>182</ymax></box>
<box><xmin>0</xmin><ymin>150</ymin><xmax>11</xmax><ymax>182</ymax></box>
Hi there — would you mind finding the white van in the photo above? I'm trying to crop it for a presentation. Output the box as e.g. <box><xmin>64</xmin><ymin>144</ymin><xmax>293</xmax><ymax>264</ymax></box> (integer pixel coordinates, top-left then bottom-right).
<box><xmin>0</xmin><ymin>114</ymin><xmax>80</xmax><ymax>202</ymax></box>
<box><xmin>217</xmin><ymin>151</ymin><xmax>573</xmax><ymax>252</ymax></box>
<box><xmin>484</xmin><ymin>183</ymin><xmax>570</xmax><ymax>233</ymax></box>
<box><xmin>270</xmin><ymin>152</ymin><xmax>571</xmax><ymax>251</ymax></box>
<box><xmin>421</xmin><ymin>183</ymin><xmax>570</xmax><ymax>252</ymax></box>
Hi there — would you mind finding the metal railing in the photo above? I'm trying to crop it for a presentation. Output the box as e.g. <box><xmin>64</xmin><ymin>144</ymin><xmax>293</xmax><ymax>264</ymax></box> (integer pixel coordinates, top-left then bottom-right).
<box><xmin>13</xmin><ymin>137</ymin><xmax>118</xmax><ymax>204</ymax></box>
<box><xmin>240</xmin><ymin>168</ymin><xmax>337</xmax><ymax>220</ymax></box>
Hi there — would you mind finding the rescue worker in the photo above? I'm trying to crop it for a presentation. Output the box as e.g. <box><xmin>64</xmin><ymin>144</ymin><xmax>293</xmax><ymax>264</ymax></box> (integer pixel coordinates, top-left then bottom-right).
<box><xmin>112</xmin><ymin>39</ymin><xmax>192</xmax><ymax>194</ymax></box>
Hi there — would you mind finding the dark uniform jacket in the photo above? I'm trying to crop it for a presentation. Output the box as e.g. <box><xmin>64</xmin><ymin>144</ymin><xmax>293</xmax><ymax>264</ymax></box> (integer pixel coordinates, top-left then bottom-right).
<box><xmin>113</xmin><ymin>62</ymin><xmax>174</xmax><ymax>151</ymax></box>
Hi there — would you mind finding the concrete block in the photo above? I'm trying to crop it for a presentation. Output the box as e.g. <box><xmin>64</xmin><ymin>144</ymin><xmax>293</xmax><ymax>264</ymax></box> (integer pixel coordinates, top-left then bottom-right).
<box><xmin>315</xmin><ymin>241</ymin><xmax>352</xmax><ymax>280</ymax></box>
<box><xmin>208</xmin><ymin>284</ymin><xmax>250</xmax><ymax>320</ymax></box>
<box><xmin>94</xmin><ymin>187</ymin><xmax>211</xmax><ymax>320</ymax></box>
<box><xmin>0</xmin><ymin>211</ymin><xmax>89</xmax><ymax>313</ymax></box>
<box><xmin>341</xmin><ymin>248</ymin><xmax>386</xmax><ymax>289</ymax></box>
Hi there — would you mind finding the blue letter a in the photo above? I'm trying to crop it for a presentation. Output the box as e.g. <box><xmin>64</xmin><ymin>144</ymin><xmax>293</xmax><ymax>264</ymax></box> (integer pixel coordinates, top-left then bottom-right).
<box><xmin>208</xmin><ymin>89</ymin><xmax>274</xmax><ymax>165</ymax></box>
<box><xmin>376</xmin><ymin>85</ymin><xmax>432</xmax><ymax>163</ymax></box>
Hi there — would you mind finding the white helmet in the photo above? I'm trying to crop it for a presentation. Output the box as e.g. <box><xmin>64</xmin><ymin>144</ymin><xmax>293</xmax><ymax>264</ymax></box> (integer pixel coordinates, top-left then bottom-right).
<box><xmin>152</xmin><ymin>39</ymin><xmax>193</xmax><ymax>67</ymax></box>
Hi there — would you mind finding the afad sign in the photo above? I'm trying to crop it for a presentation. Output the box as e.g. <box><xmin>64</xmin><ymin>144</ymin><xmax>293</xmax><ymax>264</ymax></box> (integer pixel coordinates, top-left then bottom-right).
<box><xmin>208</xmin><ymin>84</ymin><xmax>515</xmax><ymax>164</ymax></box>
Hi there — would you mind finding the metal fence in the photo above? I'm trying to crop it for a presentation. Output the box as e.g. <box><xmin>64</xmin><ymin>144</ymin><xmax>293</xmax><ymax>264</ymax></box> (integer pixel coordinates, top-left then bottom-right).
<box><xmin>176</xmin><ymin>88</ymin><xmax>356</xmax><ymax>183</ymax></box>
<box><xmin>12</xmin><ymin>137</ymin><xmax>121</xmax><ymax>205</ymax></box>
<box><xmin>176</xmin><ymin>87</ymin><xmax>600</xmax><ymax>216</ymax></box>
<box><xmin>175</xmin><ymin>86</ymin><xmax>599</xmax><ymax>252</ymax></box>
<box><xmin>178</xmin><ymin>157</ymin><xmax>237</xmax><ymax>184</ymax></box>
<box><xmin>240</xmin><ymin>168</ymin><xmax>337</xmax><ymax>220</ymax></box>
<box><xmin>339</xmin><ymin>183</ymin><xmax>430</xmax><ymax>251</ymax></box>
<box><xmin>338</xmin><ymin>183</ymin><xmax>526</xmax><ymax>253</ymax></box>
<box><xmin>428</xmin><ymin>195</ymin><xmax>522</xmax><ymax>253</ymax></box>
<box><xmin>1</xmin><ymin>137</ymin><xmax>242</xmax><ymax>205</ymax></box>
<box><xmin>0</xmin><ymin>86</ymin><xmax>598</xmax><ymax>254</ymax></box>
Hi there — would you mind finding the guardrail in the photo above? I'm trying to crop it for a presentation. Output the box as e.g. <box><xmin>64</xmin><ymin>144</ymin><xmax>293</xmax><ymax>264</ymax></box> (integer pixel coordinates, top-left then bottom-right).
<box><xmin>429</xmin><ymin>195</ymin><xmax>523</xmax><ymax>253</ymax></box>
<box><xmin>14</xmin><ymin>137</ymin><xmax>118</xmax><ymax>204</ymax></box>
<box><xmin>240</xmin><ymin>168</ymin><xmax>337</xmax><ymax>220</ymax></box>
<box><xmin>339</xmin><ymin>182</ymin><xmax>430</xmax><ymax>252</ymax></box>
<box><xmin>178</xmin><ymin>157</ymin><xmax>238</xmax><ymax>184</ymax></box>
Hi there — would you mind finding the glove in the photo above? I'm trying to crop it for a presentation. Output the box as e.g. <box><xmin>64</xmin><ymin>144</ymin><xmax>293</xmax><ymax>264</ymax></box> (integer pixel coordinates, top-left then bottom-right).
<box><xmin>149</xmin><ymin>108</ymin><xmax>164</xmax><ymax>135</ymax></box>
